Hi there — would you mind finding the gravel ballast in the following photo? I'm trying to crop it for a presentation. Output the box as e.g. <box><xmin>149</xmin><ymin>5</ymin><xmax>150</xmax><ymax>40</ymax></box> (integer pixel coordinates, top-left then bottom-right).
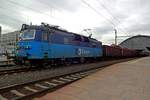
<box><xmin>0</xmin><ymin>58</ymin><xmax>136</xmax><ymax>88</ymax></box>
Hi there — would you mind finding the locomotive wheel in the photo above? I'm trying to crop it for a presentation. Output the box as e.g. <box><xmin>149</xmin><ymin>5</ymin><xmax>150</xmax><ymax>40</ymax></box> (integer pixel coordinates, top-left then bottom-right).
<box><xmin>63</xmin><ymin>58</ymin><xmax>70</xmax><ymax>66</ymax></box>
<box><xmin>14</xmin><ymin>58</ymin><xmax>25</xmax><ymax>65</ymax></box>
<box><xmin>80</xmin><ymin>57</ymin><xmax>85</xmax><ymax>63</ymax></box>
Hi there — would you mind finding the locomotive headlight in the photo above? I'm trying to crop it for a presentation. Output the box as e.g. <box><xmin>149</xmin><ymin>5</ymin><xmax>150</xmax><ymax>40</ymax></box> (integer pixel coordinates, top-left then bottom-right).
<box><xmin>16</xmin><ymin>45</ymin><xmax>20</xmax><ymax>50</ymax></box>
<box><xmin>25</xmin><ymin>45</ymin><xmax>31</xmax><ymax>49</ymax></box>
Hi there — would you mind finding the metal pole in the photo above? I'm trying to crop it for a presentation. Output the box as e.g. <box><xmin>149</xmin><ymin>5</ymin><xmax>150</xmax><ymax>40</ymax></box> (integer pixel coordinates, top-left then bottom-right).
<box><xmin>0</xmin><ymin>26</ymin><xmax>1</xmax><ymax>38</ymax></box>
<box><xmin>114</xmin><ymin>29</ymin><xmax>117</xmax><ymax>45</ymax></box>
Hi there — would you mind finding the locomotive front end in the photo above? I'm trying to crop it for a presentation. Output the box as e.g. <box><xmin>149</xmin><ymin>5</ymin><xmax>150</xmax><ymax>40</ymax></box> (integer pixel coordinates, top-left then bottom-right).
<box><xmin>16</xmin><ymin>28</ymin><xmax>37</xmax><ymax>63</ymax></box>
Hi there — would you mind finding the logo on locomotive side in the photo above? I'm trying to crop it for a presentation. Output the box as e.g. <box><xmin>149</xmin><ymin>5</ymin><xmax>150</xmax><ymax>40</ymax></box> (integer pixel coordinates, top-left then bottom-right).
<box><xmin>76</xmin><ymin>48</ymin><xmax>90</xmax><ymax>56</ymax></box>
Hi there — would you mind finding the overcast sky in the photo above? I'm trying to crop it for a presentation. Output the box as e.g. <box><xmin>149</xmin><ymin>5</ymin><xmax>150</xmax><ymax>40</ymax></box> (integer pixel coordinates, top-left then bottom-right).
<box><xmin>0</xmin><ymin>0</ymin><xmax>150</xmax><ymax>44</ymax></box>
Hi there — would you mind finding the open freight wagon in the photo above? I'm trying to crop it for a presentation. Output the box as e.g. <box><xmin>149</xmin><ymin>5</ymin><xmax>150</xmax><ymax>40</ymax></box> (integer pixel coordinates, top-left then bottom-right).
<box><xmin>103</xmin><ymin>45</ymin><xmax>139</xmax><ymax>58</ymax></box>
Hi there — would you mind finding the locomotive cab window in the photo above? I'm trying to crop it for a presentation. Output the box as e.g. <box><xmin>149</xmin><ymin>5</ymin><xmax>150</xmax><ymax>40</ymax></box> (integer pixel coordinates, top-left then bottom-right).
<box><xmin>20</xmin><ymin>29</ymin><xmax>35</xmax><ymax>40</ymax></box>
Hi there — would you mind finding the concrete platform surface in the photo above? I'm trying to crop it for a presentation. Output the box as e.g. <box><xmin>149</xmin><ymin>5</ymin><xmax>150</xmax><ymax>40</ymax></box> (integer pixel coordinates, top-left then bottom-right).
<box><xmin>35</xmin><ymin>57</ymin><xmax>150</xmax><ymax>100</ymax></box>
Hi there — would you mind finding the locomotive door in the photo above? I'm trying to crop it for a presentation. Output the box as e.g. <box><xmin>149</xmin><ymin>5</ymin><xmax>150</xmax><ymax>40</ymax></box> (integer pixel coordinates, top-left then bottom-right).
<box><xmin>41</xmin><ymin>31</ymin><xmax>49</xmax><ymax>59</ymax></box>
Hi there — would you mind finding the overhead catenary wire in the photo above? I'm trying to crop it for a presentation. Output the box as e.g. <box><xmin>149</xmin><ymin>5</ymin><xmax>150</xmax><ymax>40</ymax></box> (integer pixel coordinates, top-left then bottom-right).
<box><xmin>95</xmin><ymin>0</ymin><xmax>123</xmax><ymax>26</ymax></box>
<box><xmin>95</xmin><ymin>0</ymin><xmax>130</xmax><ymax>36</ymax></box>
<box><xmin>80</xmin><ymin>0</ymin><xmax>116</xmax><ymax>28</ymax></box>
<box><xmin>81</xmin><ymin>0</ymin><xmax>131</xmax><ymax>37</ymax></box>
<box><xmin>1</xmin><ymin>0</ymin><xmax>131</xmax><ymax>38</ymax></box>
<box><xmin>80</xmin><ymin>0</ymin><xmax>133</xmax><ymax>45</ymax></box>
<box><xmin>35</xmin><ymin>0</ymin><xmax>64</xmax><ymax>15</ymax></box>
<box><xmin>0</xmin><ymin>6</ymin><xmax>26</xmax><ymax>24</ymax></box>
<box><xmin>0</xmin><ymin>0</ymin><xmax>64</xmax><ymax>33</ymax></box>
<box><xmin>0</xmin><ymin>6</ymin><xmax>30</xmax><ymax>32</ymax></box>
<box><xmin>0</xmin><ymin>14</ymin><xmax>25</xmax><ymax>30</ymax></box>
<box><xmin>5</xmin><ymin>0</ymin><xmax>61</xmax><ymax>21</ymax></box>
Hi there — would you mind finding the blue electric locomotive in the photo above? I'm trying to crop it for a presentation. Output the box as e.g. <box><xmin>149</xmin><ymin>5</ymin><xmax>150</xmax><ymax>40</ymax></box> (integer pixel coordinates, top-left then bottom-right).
<box><xmin>16</xmin><ymin>23</ymin><xmax>103</xmax><ymax>66</ymax></box>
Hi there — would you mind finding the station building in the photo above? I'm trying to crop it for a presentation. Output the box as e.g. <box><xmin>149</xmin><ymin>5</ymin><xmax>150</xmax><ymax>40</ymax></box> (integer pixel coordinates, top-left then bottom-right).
<box><xmin>119</xmin><ymin>35</ymin><xmax>150</xmax><ymax>54</ymax></box>
<box><xmin>0</xmin><ymin>31</ymin><xmax>20</xmax><ymax>56</ymax></box>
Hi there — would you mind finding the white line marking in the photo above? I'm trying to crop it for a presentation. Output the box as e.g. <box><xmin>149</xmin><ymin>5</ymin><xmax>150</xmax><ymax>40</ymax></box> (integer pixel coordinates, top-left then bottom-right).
<box><xmin>128</xmin><ymin>59</ymin><xmax>142</xmax><ymax>64</ymax></box>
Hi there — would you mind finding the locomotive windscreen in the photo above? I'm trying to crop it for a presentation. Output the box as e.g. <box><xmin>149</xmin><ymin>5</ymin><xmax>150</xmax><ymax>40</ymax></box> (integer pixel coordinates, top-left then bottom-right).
<box><xmin>20</xmin><ymin>29</ymin><xmax>35</xmax><ymax>40</ymax></box>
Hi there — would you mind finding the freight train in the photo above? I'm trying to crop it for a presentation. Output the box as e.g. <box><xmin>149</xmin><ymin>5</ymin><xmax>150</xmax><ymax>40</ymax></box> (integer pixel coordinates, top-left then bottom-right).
<box><xmin>15</xmin><ymin>23</ymin><xmax>139</xmax><ymax>66</ymax></box>
<box><xmin>103</xmin><ymin>45</ymin><xmax>139</xmax><ymax>58</ymax></box>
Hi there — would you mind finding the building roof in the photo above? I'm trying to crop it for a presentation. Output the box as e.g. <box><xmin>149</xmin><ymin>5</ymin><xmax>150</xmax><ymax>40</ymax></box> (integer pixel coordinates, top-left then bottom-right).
<box><xmin>120</xmin><ymin>35</ymin><xmax>150</xmax><ymax>45</ymax></box>
<box><xmin>119</xmin><ymin>35</ymin><xmax>150</xmax><ymax>52</ymax></box>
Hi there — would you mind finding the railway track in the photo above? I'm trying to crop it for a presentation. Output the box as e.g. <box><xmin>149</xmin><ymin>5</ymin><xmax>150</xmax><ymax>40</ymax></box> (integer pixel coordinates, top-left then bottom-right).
<box><xmin>0</xmin><ymin>66</ymin><xmax>40</xmax><ymax>76</ymax></box>
<box><xmin>0</xmin><ymin>57</ymin><xmax>140</xmax><ymax>99</ymax></box>
<box><xmin>0</xmin><ymin>60</ymin><xmax>15</xmax><ymax>67</ymax></box>
<box><xmin>0</xmin><ymin>68</ymin><xmax>99</xmax><ymax>100</ymax></box>
<box><xmin>0</xmin><ymin>57</ymin><xmax>134</xmax><ymax>76</ymax></box>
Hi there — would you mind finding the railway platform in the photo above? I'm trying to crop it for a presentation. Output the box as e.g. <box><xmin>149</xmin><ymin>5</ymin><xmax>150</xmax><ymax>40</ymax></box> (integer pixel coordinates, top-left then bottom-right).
<box><xmin>35</xmin><ymin>57</ymin><xmax>150</xmax><ymax>100</ymax></box>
